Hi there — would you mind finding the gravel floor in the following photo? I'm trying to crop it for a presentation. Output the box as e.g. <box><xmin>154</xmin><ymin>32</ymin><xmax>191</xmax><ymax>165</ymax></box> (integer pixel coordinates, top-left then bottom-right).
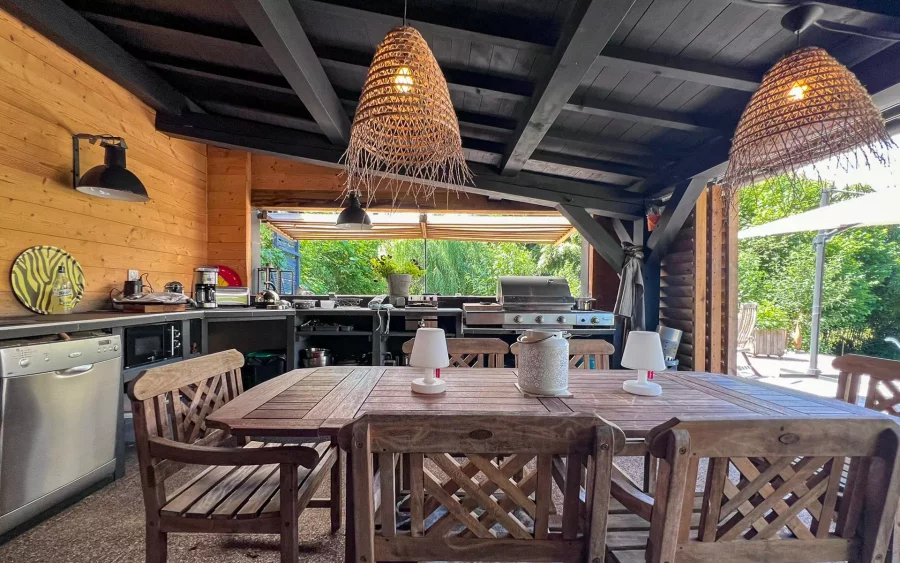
<box><xmin>0</xmin><ymin>444</ymin><xmax>345</xmax><ymax>563</ymax></box>
<box><xmin>0</xmin><ymin>447</ymin><xmax>660</xmax><ymax>563</ymax></box>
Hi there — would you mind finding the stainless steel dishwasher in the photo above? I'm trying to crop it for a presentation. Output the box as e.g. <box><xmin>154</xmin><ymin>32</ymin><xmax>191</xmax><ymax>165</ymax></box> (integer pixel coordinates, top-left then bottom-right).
<box><xmin>0</xmin><ymin>335</ymin><xmax>121</xmax><ymax>534</ymax></box>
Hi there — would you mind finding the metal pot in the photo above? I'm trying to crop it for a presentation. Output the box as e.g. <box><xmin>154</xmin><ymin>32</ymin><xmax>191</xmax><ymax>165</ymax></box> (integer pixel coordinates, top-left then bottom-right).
<box><xmin>574</xmin><ymin>297</ymin><xmax>595</xmax><ymax>311</ymax></box>
<box><xmin>301</xmin><ymin>348</ymin><xmax>331</xmax><ymax>367</ymax></box>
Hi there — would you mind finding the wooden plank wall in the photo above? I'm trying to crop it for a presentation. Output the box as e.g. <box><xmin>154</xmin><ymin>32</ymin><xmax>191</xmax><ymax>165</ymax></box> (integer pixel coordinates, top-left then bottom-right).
<box><xmin>658</xmin><ymin>185</ymin><xmax>737</xmax><ymax>374</ymax></box>
<box><xmin>208</xmin><ymin>148</ymin><xmax>251</xmax><ymax>285</ymax></box>
<box><xmin>0</xmin><ymin>9</ymin><xmax>208</xmax><ymax>315</ymax></box>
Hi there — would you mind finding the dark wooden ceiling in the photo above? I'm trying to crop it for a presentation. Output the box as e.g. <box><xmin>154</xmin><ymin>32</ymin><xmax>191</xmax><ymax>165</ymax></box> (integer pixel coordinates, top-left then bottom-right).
<box><xmin>16</xmin><ymin>0</ymin><xmax>900</xmax><ymax>214</ymax></box>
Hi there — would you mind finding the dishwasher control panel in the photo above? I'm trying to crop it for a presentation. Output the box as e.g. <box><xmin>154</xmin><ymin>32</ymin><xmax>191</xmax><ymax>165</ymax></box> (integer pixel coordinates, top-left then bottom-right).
<box><xmin>0</xmin><ymin>336</ymin><xmax>122</xmax><ymax>377</ymax></box>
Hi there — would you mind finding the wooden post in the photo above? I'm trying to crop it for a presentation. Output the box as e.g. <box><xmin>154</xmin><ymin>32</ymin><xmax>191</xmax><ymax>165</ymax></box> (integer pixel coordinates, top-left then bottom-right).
<box><xmin>693</xmin><ymin>188</ymin><xmax>708</xmax><ymax>372</ymax></box>
<box><xmin>708</xmin><ymin>185</ymin><xmax>725</xmax><ymax>373</ymax></box>
<box><xmin>208</xmin><ymin>148</ymin><xmax>253</xmax><ymax>285</ymax></box>
<box><xmin>725</xmin><ymin>191</ymin><xmax>740</xmax><ymax>375</ymax></box>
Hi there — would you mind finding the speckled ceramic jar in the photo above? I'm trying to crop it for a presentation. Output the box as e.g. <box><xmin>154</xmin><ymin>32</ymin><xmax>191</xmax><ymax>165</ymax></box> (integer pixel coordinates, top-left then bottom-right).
<box><xmin>517</xmin><ymin>330</ymin><xmax>569</xmax><ymax>395</ymax></box>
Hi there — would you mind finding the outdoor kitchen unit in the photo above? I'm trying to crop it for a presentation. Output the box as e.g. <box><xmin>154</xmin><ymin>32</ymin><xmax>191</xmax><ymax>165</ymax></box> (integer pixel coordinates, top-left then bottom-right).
<box><xmin>463</xmin><ymin>276</ymin><xmax>614</xmax><ymax>330</ymax></box>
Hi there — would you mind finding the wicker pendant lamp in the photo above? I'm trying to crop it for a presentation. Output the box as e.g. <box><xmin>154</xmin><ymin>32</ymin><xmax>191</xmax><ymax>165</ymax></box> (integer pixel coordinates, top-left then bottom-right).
<box><xmin>343</xmin><ymin>25</ymin><xmax>472</xmax><ymax>200</ymax></box>
<box><xmin>724</xmin><ymin>46</ymin><xmax>894</xmax><ymax>189</ymax></box>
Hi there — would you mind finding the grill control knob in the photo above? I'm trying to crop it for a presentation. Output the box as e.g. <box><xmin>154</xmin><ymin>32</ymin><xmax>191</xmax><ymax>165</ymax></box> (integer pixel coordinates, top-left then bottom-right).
<box><xmin>513</xmin><ymin>315</ymin><xmax>524</xmax><ymax>323</ymax></box>
<box><xmin>18</xmin><ymin>358</ymin><xmax>29</xmax><ymax>367</ymax></box>
<box><xmin>557</xmin><ymin>315</ymin><xmax>566</xmax><ymax>323</ymax></box>
<box><xmin>535</xmin><ymin>315</ymin><xmax>544</xmax><ymax>324</ymax></box>
<box><xmin>590</xmin><ymin>316</ymin><xmax>600</xmax><ymax>325</ymax></box>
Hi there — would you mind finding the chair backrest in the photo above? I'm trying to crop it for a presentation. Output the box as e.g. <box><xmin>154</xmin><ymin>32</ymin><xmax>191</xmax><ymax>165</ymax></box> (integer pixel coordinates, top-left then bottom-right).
<box><xmin>511</xmin><ymin>338</ymin><xmax>614</xmax><ymax>370</ymax></box>
<box><xmin>343</xmin><ymin>413</ymin><xmax>625</xmax><ymax>563</ymax></box>
<box><xmin>644</xmin><ymin>416</ymin><xmax>900</xmax><ymax>563</ymax></box>
<box><xmin>127</xmin><ymin>350</ymin><xmax>245</xmax><ymax>509</ymax></box>
<box><xmin>402</xmin><ymin>337</ymin><xmax>509</xmax><ymax>367</ymax></box>
<box><xmin>736</xmin><ymin>302</ymin><xmax>758</xmax><ymax>347</ymax></box>
<box><xmin>834</xmin><ymin>354</ymin><xmax>900</xmax><ymax>414</ymax></box>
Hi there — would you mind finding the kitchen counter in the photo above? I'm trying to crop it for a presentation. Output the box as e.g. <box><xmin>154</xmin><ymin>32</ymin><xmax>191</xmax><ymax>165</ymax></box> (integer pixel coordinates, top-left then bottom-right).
<box><xmin>295</xmin><ymin>307</ymin><xmax>463</xmax><ymax>316</ymax></box>
<box><xmin>0</xmin><ymin>308</ymin><xmax>297</xmax><ymax>340</ymax></box>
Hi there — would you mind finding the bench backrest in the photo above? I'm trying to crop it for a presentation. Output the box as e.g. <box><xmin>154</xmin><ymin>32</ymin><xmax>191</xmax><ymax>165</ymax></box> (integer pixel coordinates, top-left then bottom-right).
<box><xmin>127</xmin><ymin>350</ymin><xmax>245</xmax><ymax>510</ymax></box>
<box><xmin>834</xmin><ymin>354</ymin><xmax>900</xmax><ymax>415</ymax></box>
<box><xmin>402</xmin><ymin>337</ymin><xmax>509</xmax><ymax>368</ymax></box>
<box><xmin>511</xmin><ymin>338</ymin><xmax>614</xmax><ymax>370</ymax></box>
<box><xmin>644</xmin><ymin>416</ymin><xmax>900</xmax><ymax>563</ymax></box>
<box><xmin>344</xmin><ymin>413</ymin><xmax>626</xmax><ymax>563</ymax></box>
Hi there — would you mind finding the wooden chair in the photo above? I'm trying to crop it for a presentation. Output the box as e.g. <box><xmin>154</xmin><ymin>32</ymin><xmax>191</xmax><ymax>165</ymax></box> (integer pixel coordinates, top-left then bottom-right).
<box><xmin>402</xmin><ymin>337</ymin><xmax>509</xmax><ymax>367</ymax></box>
<box><xmin>127</xmin><ymin>350</ymin><xmax>341</xmax><ymax>563</ymax></box>
<box><xmin>736</xmin><ymin>302</ymin><xmax>761</xmax><ymax>376</ymax></box>
<box><xmin>511</xmin><ymin>338</ymin><xmax>614</xmax><ymax>370</ymax></box>
<box><xmin>607</xmin><ymin>416</ymin><xmax>900</xmax><ymax>563</ymax></box>
<box><xmin>342</xmin><ymin>413</ymin><xmax>626</xmax><ymax>563</ymax></box>
<box><xmin>835</xmin><ymin>354</ymin><xmax>900</xmax><ymax>413</ymax></box>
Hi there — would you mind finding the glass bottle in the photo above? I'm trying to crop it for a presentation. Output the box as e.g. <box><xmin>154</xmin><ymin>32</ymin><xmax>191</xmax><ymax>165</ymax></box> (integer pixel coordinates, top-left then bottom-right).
<box><xmin>50</xmin><ymin>265</ymin><xmax>74</xmax><ymax>314</ymax></box>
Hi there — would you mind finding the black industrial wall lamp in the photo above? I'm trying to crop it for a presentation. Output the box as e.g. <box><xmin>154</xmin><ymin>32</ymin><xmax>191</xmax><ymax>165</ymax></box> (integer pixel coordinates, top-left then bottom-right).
<box><xmin>72</xmin><ymin>134</ymin><xmax>149</xmax><ymax>202</ymax></box>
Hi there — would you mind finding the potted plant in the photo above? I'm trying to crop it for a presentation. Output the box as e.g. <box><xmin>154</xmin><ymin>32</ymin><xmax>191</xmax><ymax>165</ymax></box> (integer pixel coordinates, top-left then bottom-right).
<box><xmin>752</xmin><ymin>302</ymin><xmax>791</xmax><ymax>357</ymax></box>
<box><xmin>370</xmin><ymin>255</ymin><xmax>425</xmax><ymax>298</ymax></box>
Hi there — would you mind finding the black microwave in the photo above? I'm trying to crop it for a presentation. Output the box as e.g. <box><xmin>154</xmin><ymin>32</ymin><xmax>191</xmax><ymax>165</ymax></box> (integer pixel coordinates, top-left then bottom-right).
<box><xmin>124</xmin><ymin>322</ymin><xmax>182</xmax><ymax>369</ymax></box>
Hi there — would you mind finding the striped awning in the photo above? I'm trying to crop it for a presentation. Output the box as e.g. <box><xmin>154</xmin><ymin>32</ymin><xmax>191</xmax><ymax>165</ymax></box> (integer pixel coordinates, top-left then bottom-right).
<box><xmin>263</xmin><ymin>212</ymin><xmax>576</xmax><ymax>245</ymax></box>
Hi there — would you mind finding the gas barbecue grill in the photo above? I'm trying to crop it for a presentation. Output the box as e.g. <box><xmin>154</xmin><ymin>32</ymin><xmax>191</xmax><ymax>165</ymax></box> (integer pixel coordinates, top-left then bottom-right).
<box><xmin>463</xmin><ymin>276</ymin><xmax>614</xmax><ymax>329</ymax></box>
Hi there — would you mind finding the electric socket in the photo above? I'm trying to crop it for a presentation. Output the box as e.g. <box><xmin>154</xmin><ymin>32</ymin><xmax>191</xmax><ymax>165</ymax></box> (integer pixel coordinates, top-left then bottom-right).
<box><xmin>127</xmin><ymin>270</ymin><xmax>140</xmax><ymax>281</ymax></box>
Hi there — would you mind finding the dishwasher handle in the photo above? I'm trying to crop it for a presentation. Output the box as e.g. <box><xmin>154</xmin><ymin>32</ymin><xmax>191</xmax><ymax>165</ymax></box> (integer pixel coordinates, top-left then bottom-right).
<box><xmin>55</xmin><ymin>365</ymin><xmax>95</xmax><ymax>377</ymax></box>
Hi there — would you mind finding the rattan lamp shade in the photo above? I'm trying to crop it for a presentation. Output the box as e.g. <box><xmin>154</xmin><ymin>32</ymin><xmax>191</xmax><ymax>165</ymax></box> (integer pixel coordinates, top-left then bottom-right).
<box><xmin>344</xmin><ymin>26</ymin><xmax>472</xmax><ymax>200</ymax></box>
<box><xmin>725</xmin><ymin>46</ymin><xmax>894</xmax><ymax>189</ymax></box>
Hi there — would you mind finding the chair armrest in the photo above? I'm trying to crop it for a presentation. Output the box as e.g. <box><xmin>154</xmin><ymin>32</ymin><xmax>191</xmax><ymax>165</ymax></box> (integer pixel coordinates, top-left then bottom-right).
<box><xmin>611</xmin><ymin>465</ymin><xmax>654</xmax><ymax>522</ymax></box>
<box><xmin>148</xmin><ymin>437</ymin><xmax>320</xmax><ymax>468</ymax></box>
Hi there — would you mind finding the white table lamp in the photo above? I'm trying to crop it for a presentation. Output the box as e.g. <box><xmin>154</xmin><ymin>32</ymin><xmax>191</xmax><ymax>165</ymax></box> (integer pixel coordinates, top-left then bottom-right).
<box><xmin>410</xmin><ymin>328</ymin><xmax>450</xmax><ymax>394</ymax></box>
<box><xmin>621</xmin><ymin>331</ymin><xmax>667</xmax><ymax>397</ymax></box>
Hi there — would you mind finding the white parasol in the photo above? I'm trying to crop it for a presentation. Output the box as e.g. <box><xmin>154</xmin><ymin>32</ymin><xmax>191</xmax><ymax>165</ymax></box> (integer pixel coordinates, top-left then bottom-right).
<box><xmin>739</xmin><ymin>189</ymin><xmax>900</xmax><ymax>239</ymax></box>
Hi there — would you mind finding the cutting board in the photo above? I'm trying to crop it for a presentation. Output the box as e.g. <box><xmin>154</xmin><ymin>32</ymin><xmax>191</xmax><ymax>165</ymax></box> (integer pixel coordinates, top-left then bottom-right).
<box><xmin>10</xmin><ymin>246</ymin><xmax>85</xmax><ymax>314</ymax></box>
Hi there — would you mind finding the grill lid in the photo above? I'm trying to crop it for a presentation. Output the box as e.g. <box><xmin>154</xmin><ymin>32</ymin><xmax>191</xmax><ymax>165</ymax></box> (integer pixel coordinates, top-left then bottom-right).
<box><xmin>497</xmin><ymin>276</ymin><xmax>575</xmax><ymax>311</ymax></box>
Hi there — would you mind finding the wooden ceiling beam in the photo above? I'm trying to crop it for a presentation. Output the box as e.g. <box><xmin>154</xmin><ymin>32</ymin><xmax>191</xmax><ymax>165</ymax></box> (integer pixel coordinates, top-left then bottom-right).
<box><xmin>500</xmin><ymin>0</ymin><xmax>637</xmax><ymax>175</ymax></box>
<box><xmin>84</xmin><ymin>10</ymin><xmax>733</xmax><ymax>141</ymax></box>
<box><xmin>563</xmin><ymin>98</ymin><xmax>728</xmax><ymax>133</ymax></box>
<box><xmin>557</xmin><ymin>205</ymin><xmax>625</xmax><ymax>271</ymax></box>
<box><xmin>299</xmin><ymin>0</ymin><xmax>555</xmax><ymax>52</ymax></box>
<box><xmin>646</xmin><ymin>176</ymin><xmax>710</xmax><ymax>265</ymax></box>
<box><xmin>0</xmin><ymin>0</ymin><xmax>190</xmax><ymax>114</ymax></box>
<box><xmin>595</xmin><ymin>46</ymin><xmax>762</xmax><ymax>92</ymax></box>
<box><xmin>156</xmin><ymin>112</ymin><xmax>645</xmax><ymax>221</ymax></box>
<box><xmin>232</xmin><ymin>0</ymin><xmax>350</xmax><ymax>145</ymax></box>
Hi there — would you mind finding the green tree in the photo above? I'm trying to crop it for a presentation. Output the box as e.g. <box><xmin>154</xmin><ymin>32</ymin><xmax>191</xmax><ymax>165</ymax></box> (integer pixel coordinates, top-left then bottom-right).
<box><xmin>260</xmin><ymin>224</ymin><xmax>584</xmax><ymax>299</ymax></box>
<box><xmin>739</xmin><ymin>177</ymin><xmax>900</xmax><ymax>359</ymax></box>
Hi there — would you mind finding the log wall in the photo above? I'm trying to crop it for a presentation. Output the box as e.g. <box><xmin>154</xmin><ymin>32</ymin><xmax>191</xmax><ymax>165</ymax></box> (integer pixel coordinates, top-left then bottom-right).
<box><xmin>658</xmin><ymin>185</ymin><xmax>738</xmax><ymax>374</ymax></box>
<box><xmin>0</xmin><ymin>9</ymin><xmax>208</xmax><ymax>315</ymax></box>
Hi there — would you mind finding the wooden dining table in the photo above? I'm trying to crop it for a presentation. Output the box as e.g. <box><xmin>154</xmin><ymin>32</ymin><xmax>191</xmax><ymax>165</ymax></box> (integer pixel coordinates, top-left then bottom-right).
<box><xmin>207</xmin><ymin>366</ymin><xmax>884</xmax><ymax>561</ymax></box>
<box><xmin>208</xmin><ymin>366</ymin><xmax>881</xmax><ymax>451</ymax></box>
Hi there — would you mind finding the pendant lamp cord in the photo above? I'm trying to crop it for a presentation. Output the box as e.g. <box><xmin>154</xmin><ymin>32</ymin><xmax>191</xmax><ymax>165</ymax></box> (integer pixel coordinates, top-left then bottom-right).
<box><xmin>403</xmin><ymin>0</ymin><xmax>408</xmax><ymax>26</ymax></box>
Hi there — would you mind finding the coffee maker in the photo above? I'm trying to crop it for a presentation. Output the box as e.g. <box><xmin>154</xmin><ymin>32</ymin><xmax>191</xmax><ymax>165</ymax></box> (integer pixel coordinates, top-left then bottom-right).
<box><xmin>193</xmin><ymin>266</ymin><xmax>218</xmax><ymax>308</ymax></box>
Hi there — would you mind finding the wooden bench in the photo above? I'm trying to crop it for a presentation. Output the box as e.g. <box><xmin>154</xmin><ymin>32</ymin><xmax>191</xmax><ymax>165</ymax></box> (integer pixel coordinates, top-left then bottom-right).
<box><xmin>607</xmin><ymin>416</ymin><xmax>900</xmax><ymax>563</ymax></box>
<box><xmin>128</xmin><ymin>350</ymin><xmax>341</xmax><ymax>563</ymax></box>
<box><xmin>511</xmin><ymin>338</ymin><xmax>614</xmax><ymax>370</ymax></box>
<box><xmin>342</xmin><ymin>413</ymin><xmax>626</xmax><ymax>562</ymax></box>
<box><xmin>402</xmin><ymin>337</ymin><xmax>509</xmax><ymax>367</ymax></box>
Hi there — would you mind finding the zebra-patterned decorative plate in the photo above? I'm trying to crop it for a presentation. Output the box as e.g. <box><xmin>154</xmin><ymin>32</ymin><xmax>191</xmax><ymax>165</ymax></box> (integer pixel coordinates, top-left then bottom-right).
<box><xmin>11</xmin><ymin>246</ymin><xmax>85</xmax><ymax>314</ymax></box>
